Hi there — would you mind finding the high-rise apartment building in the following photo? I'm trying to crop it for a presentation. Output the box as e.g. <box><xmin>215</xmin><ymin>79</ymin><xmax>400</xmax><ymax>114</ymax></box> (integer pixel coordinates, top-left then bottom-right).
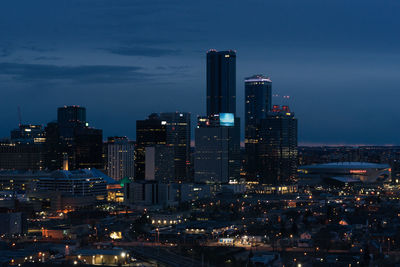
<box><xmin>106</xmin><ymin>137</ymin><xmax>135</xmax><ymax>181</ymax></box>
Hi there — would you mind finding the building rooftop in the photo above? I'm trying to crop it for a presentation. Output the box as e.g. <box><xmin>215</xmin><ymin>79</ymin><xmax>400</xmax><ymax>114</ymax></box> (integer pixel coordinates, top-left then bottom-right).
<box><xmin>245</xmin><ymin>74</ymin><xmax>272</xmax><ymax>83</ymax></box>
<box><xmin>300</xmin><ymin>162</ymin><xmax>390</xmax><ymax>169</ymax></box>
<box><xmin>0</xmin><ymin>168</ymin><xmax>116</xmax><ymax>184</ymax></box>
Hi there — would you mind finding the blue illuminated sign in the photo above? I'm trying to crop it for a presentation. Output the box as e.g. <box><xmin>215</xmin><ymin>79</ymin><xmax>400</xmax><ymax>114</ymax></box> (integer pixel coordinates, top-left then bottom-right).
<box><xmin>220</xmin><ymin>113</ymin><xmax>234</xmax><ymax>126</ymax></box>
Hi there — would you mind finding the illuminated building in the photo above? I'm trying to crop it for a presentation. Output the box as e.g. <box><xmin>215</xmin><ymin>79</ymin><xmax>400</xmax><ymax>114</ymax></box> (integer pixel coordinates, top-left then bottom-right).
<box><xmin>207</xmin><ymin>50</ymin><xmax>236</xmax><ymax>116</ymax></box>
<box><xmin>180</xmin><ymin>183</ymin><xmax>212</xmax><ymax>202</ymax></box>
<box><xmin>44</xmin><ymin>106</ymin><xmax>103</xmax><ymax>170</ymax></box>
<box><xmin>28</xmin><ymin>168</ymin><xmax>110</xmax><ymax>211</ymax></box>
<box><xmin>244</xmin><ymin>75</ymin><xmax>272</xmax><ymax>180</ymax></box>
<box><xmin>258</xmin><ymin>105</ymin><xmax>298</xmax><ymax>184</ymax></box>
<box><xmin>66</xmin><ymin>249</ymin><xmax>129</xmax><ymax>266</ymax></box>
<box><xmin>0</xmin><ymin>170</ymin><xmax>46</xmax><ymax>191</ymax></box>
<box><xmin>159</xmin><ymin>112</ymin><xmax>191</xmax><ymax>181</ymax></box>
<box><xmin>194</xmin><ymin>114</ymin><xmax>240</xmax><ymax>184</ymax></box>
<box><xmin>106</xmin><ymin>136</ymin><xmax>135</xmax><ymax>181</ymax></box>
<box><xmin>135</xmin><ymin>114</ymin><xmax>167</xmax><ymax>180</ymax></box>
<box><xmin>0</xmin><ymin>124</ymin><xmax>46</xmax><ymax>170</ymax></box>
<box><xmin>150</xmin><ymin>213</ymin><xmax>184</xmax><ymax>226</ymax></box>
<box><xmin>299</xmin><ymin>162</ymin><xmax>391</xmax><ymax>184</ymax></box>
<box><xmin>195</xmin><ymin>49</ymin><xmax>240</xmax><ymax>184</ymax></box>
<box><xmin>136</xmin><ymin>112</ymin><xmax>191</xmax><ymax>182</ymax></box>
<box><xmin>10</xmin><ymin>124</ymin><xmax>45</xmax><ymax>144</ymax></box>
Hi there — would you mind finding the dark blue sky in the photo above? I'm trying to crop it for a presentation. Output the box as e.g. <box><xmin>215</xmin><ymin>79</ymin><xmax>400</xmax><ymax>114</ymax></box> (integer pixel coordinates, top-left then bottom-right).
<box><xmin>1</xmin><ymin>0</ymin><xmax>400</xmax><ymax>145</ymax></box>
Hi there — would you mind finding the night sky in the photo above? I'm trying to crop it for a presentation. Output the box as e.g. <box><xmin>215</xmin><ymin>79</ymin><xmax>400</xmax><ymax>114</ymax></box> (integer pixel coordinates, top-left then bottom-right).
<box><xmin>1</xmin><ymin>0</ymin><xmax>400</xmax><ymax>145</ymax></box>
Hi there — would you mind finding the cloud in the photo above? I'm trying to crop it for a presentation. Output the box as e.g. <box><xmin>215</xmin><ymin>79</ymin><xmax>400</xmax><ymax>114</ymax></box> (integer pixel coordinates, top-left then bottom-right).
<box><xmin>156</xmin><ymin>65</ymin><xmax>191</xmax><ymax>71</ymax></box>
<box><xmin>0</xmin><ymin>47</ymin><xmax>12</xmax><ymax>57</ymax></box>
<box><xmin>34</xmin><ymin>56</ymin><xmax>62</xmax><ymax>61</ymax></box>
<box><xmin>0</xmin><ymin>62</ymin><xmax>148</xmax><ymax>84</ymax></box>
<box><xmin>21</xmin><ymin>45</ymin><xmax>54</xmax><ymax>53</ymax></box>
<box><xmin>104</xmin><ymin>46</ymin><xmax>180</xmax><ymax>57</ymax></box>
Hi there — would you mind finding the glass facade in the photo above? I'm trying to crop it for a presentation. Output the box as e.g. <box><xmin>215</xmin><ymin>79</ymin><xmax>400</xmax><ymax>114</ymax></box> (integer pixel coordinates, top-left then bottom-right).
<box><xmin>160</xmin><ymin>112</ymin><xmax>191</xmax><ymax>181</ymax></box>
<box><xmin>206</xmin><ymin>50</ymin><xmax>236</xmax><ymax>116</ymax></box>
<box><xmin>135</xmin><ymin>114</ymin><xmax>167</xmax><ymax>180</ymax></box>
<box><xmin>258</xmin><ymin>106</ymin><xmax>298</xmax><ymax>185</ymax></box>
<box><xmin>244</xmin><ymin>75</ymin><xmax>272</xmax><ymax>180</ymax></box>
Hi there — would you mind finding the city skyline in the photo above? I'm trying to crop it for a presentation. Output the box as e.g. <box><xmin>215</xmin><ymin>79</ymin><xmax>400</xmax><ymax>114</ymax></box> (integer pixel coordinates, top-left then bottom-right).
<box><xmin>1</xmin><ymin>0</ymin><xmax>400</xmax><ymax>145</ymax></box>
<box><xmin>1</xmin><ymin>2</ymin><xmax>400</xmax><ymax>266</ymax></box>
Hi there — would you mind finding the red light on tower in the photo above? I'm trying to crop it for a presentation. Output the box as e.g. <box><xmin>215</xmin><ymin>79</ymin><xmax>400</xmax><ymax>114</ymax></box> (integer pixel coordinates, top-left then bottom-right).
<box><xmin>272</xmin><ymin>105</ymin><xmax>280</xmax><ymax>112</ymax></box>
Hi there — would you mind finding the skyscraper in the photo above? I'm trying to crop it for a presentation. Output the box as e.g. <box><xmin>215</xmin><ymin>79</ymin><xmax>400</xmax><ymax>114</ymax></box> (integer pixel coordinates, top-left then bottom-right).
<box><xmin>244</xmin><ymin>75</ymin><xmax>272</xmax><ymax>179</ymax></box>
<box><xmin>44</xmin><ymin>106</ymin><xmax>103</xmax><ymax>171</ymax></box>
<box><xmin>194</xmin><ymin>114</ymin><xmax>241</xmax><ymax>184</ymax></box>
<box><xmin>159</xmin><ymin>112</ymin><xmax>191</xmax><ymax>181</ymax></box>
<box><xmin>135</xmin><ymin>114</ymin><xmax>167</xmax><ymax>180</ymax></box>
<box><xmin>106</xmin><ymin>137</ymin><xmax>135</xmax><ymax>181</ymax></box>
<box><xmin>57</xmin><ymin>106</ymin><xmax>86</xmax><ymax>127</ymax></box>
<box><xmin>145</xmin><ymin>145</ymin><xmax>175</xmax><ymax>183</ymax></box>
<box><xmin>207</xmin><ymin>50</ymin><xmax>236</xmax><ymax>116</ymax></box>
<box><xmin>136</xmin><ymin>112</ymin><xmax>191</xmax><ymax>182</ymax></box>
<box><xmin>74</xmin><ymin>127</ymin><xmax>103</xmax><ymax>169</ymax></box>
<box><xmin>195</xmin><ymin>49</ymin><xmax>240</xmax><ymax>183</ymax></box>
<box><xmin>258</xmin><ymin>105</ymin><xmax>298</xmax><ymax>185</ymax></box>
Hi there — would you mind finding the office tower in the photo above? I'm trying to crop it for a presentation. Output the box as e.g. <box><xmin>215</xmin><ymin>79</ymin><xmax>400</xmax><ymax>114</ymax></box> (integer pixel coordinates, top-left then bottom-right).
<box><xmin>0</xmin><ymin>140</ymin><xmax>45</xmax><ymax>170</ymax></box>
<box><xmin>145</xmin><ymin>145</ymin><xmax>175</xmax><ymax>183</ymax></box>
<box><xmin>135</xmin><ymin>114</ymin><xmax>167</xmax><ymax>180</ymax></box>
<box><xmin>106</xmin><ymin>136</ymin><xmax>135</xmax><ymax>181</ymax></box>
<box><xmin>57</xmin><ymin>106</ymin><xmax>86</xmax><ymax>127</ymax></box>
<box><xmin>0</xmin><ymin>124</ymin><xmax>46</xmax><ymax>170</ymax></box>
<box><xmin>44</xmin><ymin>122</ymin><xmax>63</xmax><ymax>170</ymax></box>
<box><xmin>244</xmin><ymin>75</ymin><xmax>272</xmax><ymax>179</ymax></box>
<box><xmin>159</xmin><ymin>112</ymin><xmax>191</xmax><ymax>181</ymax></box>
<box><xmin>258</xmin><ymin>105</ymin><xmax>298</xmax><ymax>185</ymax></box>
<box><xmin>194</xmin><ymin>114</ymin><xmax>241</xmax><ymax>184</ymax></box>
<box><xmin>44</xmin><ymin>106</ymin><xmax>103</xmax><ymax>170</ymax></box>
<box><xmin>74</xmin><ymin>127</ymin><xmax>103</xmax><ymax>169</ymax></box>
<box><xmin>10</xmin><ymin>124</ymin><xmax>46</xmax><ymax>144</ymax></box>
<box><xmin>57</xmin><ymin>105</ymin><xmax>87</xmax><ymax>139</ymax></box>
<box><xmin>206</xmin><ymin>50</ymin><xmax>236</xmax><ymax>116</ymax></box>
